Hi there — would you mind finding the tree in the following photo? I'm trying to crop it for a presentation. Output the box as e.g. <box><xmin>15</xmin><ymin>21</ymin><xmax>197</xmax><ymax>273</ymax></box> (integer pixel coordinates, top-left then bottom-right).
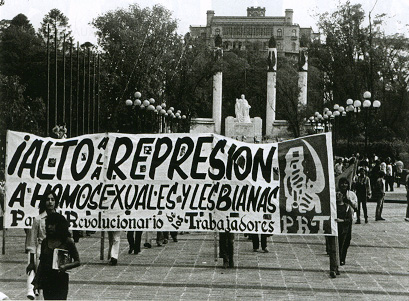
<box><xmin>0</xmin><ymin>14</ymin><xmax>45</xmax><ymax>98</ymax></box>
<box><xmin>39</xmin><ymin>8</ymin><xmax>73</xmax><ymax>49</ymax></box>
<box><xmin>0</xmin><ymin>74</ymin><xmax>45</xmax><ymax>135</ymax></box>
<box><xmin>92</xmin><ymin>4</ymin><xmax>185</xmax><ymax>132</ymax></box>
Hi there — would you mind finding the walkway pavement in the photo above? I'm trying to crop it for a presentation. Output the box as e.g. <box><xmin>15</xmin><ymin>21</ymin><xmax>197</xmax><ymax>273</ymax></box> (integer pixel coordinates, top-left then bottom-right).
<box><xmin>1</xmin><ymin>201</ymin><xmax>408</xmax><ymax>300</ymax></box>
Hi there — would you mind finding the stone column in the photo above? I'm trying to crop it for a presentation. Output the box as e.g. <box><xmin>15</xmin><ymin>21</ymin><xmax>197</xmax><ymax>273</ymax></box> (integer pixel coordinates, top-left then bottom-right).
<box><xmin>298</xmin><ymin>48</ymin><xmax>308</xmax><ymax>106</ymax></box>
<box><xmin>266</xmin><ymin>37</ymin><xmax>277</xmax><ymax>137</ymax></box>
<box><xmin>213</xmin><ymin>71</ymin><xmax>222</xmax><ymax>134</ymax></box>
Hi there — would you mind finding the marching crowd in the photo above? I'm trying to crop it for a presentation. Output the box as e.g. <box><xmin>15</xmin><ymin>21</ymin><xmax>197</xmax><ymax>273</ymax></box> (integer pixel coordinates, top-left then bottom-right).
<box><xmin>0</xmin><ymin>151</ymin><xmax>408</xmax><ymax>298</ymax></box>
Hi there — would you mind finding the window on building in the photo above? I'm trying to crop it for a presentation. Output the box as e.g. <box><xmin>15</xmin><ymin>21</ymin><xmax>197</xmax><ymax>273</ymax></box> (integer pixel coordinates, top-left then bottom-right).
<box><xmin>215</xmin><ymin>28</ymin><xmax>220</xmax><ymax>36</ymax></box>
<box><xmin>277</xmin><ymin>29</ymin><xmax>282</xmax><ymax>37</ymax></box>
<box><xmin>292</xmin><ymin>42</ymin><xmax>296</xmax><ymax>51</ymax></box>
<box><xmin>277</xmin><ymin>42</ymin><xmax>282</xmax><ymax>50</ymax></box>
<box><xmin>292</xmin><ymin>29</ymin><xmax>297</xmax><ymax>37</ymax></box>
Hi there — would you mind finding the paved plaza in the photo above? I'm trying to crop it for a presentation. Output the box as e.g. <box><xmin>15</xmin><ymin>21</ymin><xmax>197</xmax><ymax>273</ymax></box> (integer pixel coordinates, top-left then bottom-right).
<box><xmin>1</xmin><ymin>192</ymin><xmax>408</xmax><ymax>300</ymax></box>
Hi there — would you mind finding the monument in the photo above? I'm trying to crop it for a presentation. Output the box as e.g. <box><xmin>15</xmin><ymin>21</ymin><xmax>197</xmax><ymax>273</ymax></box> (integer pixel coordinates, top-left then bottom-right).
<box><xmin>225</xmin><ymin>94</ymin><xmax>262</xmax><ymax>141</ymax></box>
<box><xmin>266</xmin><ymin>36</ymin><xmax>277</xmax><ymax>137</ymax></box>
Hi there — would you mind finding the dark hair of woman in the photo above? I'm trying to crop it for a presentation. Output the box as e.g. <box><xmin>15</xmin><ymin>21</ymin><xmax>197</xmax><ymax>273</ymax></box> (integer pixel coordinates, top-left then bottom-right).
<box><xmin>46</xmin><ymin>212</ymin><xmax>71</xmax><ymax>241</ymax></box>
<box><xmin>338</xmin><ymin>177</ymin><xmax>350</xmax><ymax>189</ymax></box>
<box><xmin>38</xmin><ymin>190</ymin><xmax>58</xmax><ymax>214</ymax></box>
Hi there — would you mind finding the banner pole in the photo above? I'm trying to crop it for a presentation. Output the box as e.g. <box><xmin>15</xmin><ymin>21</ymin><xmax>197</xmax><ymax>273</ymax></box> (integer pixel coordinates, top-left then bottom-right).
<box><xmin>214</xmin><ymin>232</ymin><xmax>217</xmax><ymax>262</ymax></box>
<box><xmin>100</xmin><ymin>231</ymin><xmax>104</xmax><ymax>260</ymax></box>
<box><xmin>335</xmin><ymin>236</ymin><xmax>340</xmax><ymax>267</ymax></box>
<box><xmin>2</xmin><ymin>216</ymin><xmax>5</xmax><ymax>255</ymax></box>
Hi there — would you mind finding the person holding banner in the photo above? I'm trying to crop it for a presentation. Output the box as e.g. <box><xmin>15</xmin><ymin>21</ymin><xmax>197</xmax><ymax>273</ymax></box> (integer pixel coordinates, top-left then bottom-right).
<box><xmin>250</xmin><ymin>234</ymin><xmax>270</xmax><ymax>253</ymax></box>
<box><xmin>26</xmin><ymin>191</ymin><xmax>58</xmax><ymax>300</ymax></box>
<box><xmin>32</xmin><ymin>212</ymin><xmax>80</xmax><ymax>300</ymax></box>
<box><xmin>336</xmin><ymin>178</ymin><xmax>357</xmax><ymax>266</ymax></box>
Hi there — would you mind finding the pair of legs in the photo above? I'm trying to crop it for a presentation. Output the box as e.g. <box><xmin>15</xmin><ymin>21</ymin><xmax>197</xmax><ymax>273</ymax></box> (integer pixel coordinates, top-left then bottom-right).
<box><xmin>375</xmin><ymin>196</ymin><xmax>385</xmax><ymax>220</ymax></box>
<box><xmin>127</xmin><ymin>231</ymin><xmax>142</xmax><ymax>254</ymax></box>
<box><xmin>385</xmin><ymin>176</ymin><xmax>394</xmax><ymax>191</ymax></box>
<box><xmin>338</xmin><ymin>222</ymin><xmax>352</xmax><ymax>265</ymax></box>
<box><xmin>326</xmin><ymin>236</ymin><xmax>339</xmax><ymax>278</ymax></box>
<box><xmin>219</xmin><ymin>232</ymin><xmax>234</xmax><ymax>268</ymax></box>
<box><xmin>156</xmin><ymin>231</ymin><xmax>177</xmax><ymax>246</ymax></box>
<box><xmin>250</xmin><ymin>234</ymin><xmax>269</xmax><ymax>252</ymax></box>
<box><xmin>108</xmin><ymin>231</ymin><xmax>121</xmax><ymax>265</ymax></box>
<box><xmin>356</xmin><ymin>194</ymin><xmax>368</xmax><ymax>223</ymax></box>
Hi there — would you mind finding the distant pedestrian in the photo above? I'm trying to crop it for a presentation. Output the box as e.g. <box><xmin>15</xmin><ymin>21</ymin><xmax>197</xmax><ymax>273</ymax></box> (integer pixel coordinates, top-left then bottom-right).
<box><xmin>334</xmin><ymin>158</ymin><xmax>343</xmax><ymax>176</ymax></box>
<box><xmin>385</xmin><ymin>158</ymin><xmax>394</xmax><ymax>192</ymax></box>
<box><xmin>374</xmin><ymin>171</ymin><xmax>386</xmax><ymax>221</ymax></box>
<box><xmin>352</xmin><ymin>168</ymin><xmax>371</xmax><ymax>224</ymax></box>
<box><xmin>32</xmin><ymin>212</ymin><xmax>80</xmax><ymax>300</ymax></box>
<box><xmin>394</xmin><ymin>160</ymin><xmax>404</xmax><ymax>188</ymax></box>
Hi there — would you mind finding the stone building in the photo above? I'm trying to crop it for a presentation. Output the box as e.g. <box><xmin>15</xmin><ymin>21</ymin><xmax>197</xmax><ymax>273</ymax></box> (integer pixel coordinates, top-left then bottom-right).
<box><xmin>189</xmin><ymin>7</ymin><xmax>318</xmax><ymax>57</ymax></box>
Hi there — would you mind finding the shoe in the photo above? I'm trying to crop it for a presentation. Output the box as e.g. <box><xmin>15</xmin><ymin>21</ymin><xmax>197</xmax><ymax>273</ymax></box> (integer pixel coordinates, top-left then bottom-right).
<box><xmin>405</xmin><ymin>218</ymin><xmax>409</xmax><ymax>222</ymax></box>
<box><xmin>134</xmin><ymin>249</ymin><xmax>140</xmax><ymax>255</ymax></box>
<box><xmin>336</xmin><ymin>270</ymin><xmax>340</xmax><ymax>275</ymax></box>
<box><xmin>253</xmin><ymin>249</ymin><xmax>258</xmax><ymax>252</ymax></box>
<box><xmin>262</xmin><ymin>248</ymin><xmax>269</xmax><ymax>253</ymax></box>
<box><xmin>365</xmin><ymin>218</ymin><xmax>368</xmax><ymax>223</ymax></box>
<box><xmin>163</xmin><ymin>239</ymin><xmax>168</xmax><ymax>244</ymax></box>
<box><xmin>355</xmin><ymin>220</ymin><xmax>361</xmax><ymax>224</ymax></box>
<box><xmin>378</xmin><ymin>217</ymin><xmax>385</xmax><ymax>221</ymax></box>
<box><xmin>330</xmin><ymin>271</ymin><xmax>336</xmax><ymax>278</ymax></box>
<box><xmin>109</xmin><ymin>258</ymin><xmax>118</xmax><ymax>266</ymax></box>
<box><xmin>128</xmin><ymin>248</ymin><xmax>133</xmax><ymax>254</ymax></box>
<box><xmin>27</xmin><ymin>294</ymin><xmax>35</xmax><ymax>300</ymax></box>
<box><xmin>157</xmin><ymin>243</ymin><xmax>162</xmax><ymax>247</ymax></box>
<box><xmin>340</xmin><ymin>261</ymin><xmax>345</xmax><ymax>266</ymax></box>
<box><xmin>172</xmin><ymin>238</ymin><xmax>178</xmax><ymax>242</ymax></box>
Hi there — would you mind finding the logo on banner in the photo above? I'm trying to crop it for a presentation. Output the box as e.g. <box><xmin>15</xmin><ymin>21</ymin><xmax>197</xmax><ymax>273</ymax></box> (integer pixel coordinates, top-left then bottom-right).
<box><xmin>283</xmin><ymin>139</ymin><xmax>325</xmax><ymax>214</ymax></box>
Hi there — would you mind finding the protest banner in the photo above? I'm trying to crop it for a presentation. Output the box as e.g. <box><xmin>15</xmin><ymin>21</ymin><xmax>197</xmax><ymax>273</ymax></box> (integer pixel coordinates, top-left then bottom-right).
<box><xmin>4</xmin><ymin>130</ymin><xmax>336</xmax><ymax>235</ymax></box>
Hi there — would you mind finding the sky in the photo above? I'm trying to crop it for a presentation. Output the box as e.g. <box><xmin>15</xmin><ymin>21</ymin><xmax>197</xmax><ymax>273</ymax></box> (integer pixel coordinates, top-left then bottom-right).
<box><xmin>1</xmin><ymin>0</ymin><xmax>408</xmax><ymax>45</ymax></box>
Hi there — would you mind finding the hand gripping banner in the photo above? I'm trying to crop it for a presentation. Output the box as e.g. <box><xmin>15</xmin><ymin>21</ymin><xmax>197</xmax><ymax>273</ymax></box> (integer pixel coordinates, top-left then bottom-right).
<box><xmin>4</xmin><ymin>131</ymin><xmax>336</xmax><ymax>235</ymax></box>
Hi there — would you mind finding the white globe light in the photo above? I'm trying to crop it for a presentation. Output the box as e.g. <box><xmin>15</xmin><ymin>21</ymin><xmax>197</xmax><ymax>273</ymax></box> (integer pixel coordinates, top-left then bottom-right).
<box><xmin>373</xmin><ymin>100</ymin><xmax>381</xmax><ymax>108</ymax></box>
<box><xmin>143</xmin><ymin>100</ymin><xmax>150</xmax><ymax>106</ymax></box>
<box><xmin>134</xmin><ymin>99</ymin><xmax>142</xmax><ymax>106</ymax></box>
<box><xmin>346</xmin><ymin>99</ymin><xmax>353</xmax><ymax>105</ymax></box>
<box><xmin>338</xmin><ymin>106</ymin><xmax>345</xmax><ymax>113</ymax></box>
<box><xmin>149</xmin><ymin>98</ymin><xmax>155</xmax><ymax>104</ymax></box>
<box><xmin>354</xmin><ymin>100</ymin><xmax>361</xmax><ymax>108</ymax></box>
<box><xmin>333</xmin><ymin>110</ymin><xmax>340</xmax><ymax>116</ymax></box>
<box><xmin>160</xmin><ymin>109</ymin><xmax>166</xmax><ymax>115</ymax></box>
<box><xmin>169</xmin><ymin>107</ymin><xmax>174</xmax><ymax>112</ymax></box>
<box><xmin>323</xmin><ymin>107</ymin><xmax>329</xmax><ymax>113</ymax></box>
<box><xmin>333</xmin><ymin>104</ymin><xmax>339</xmax><ymax>110</ymax></box>
<box><xmin>125</xmin><ymin>99</ymin><xmax>133</xmax><ymax>106</ymax></box>
<box><xmin>140</xmin><ymin>104</ymin><xmax>145</xmax><ymax>110</ymax></box>
<box><xmin>147</xmin><ymin>104</ymin><xmax>155</xmax><ymax>111</ymax></box>
<box><xmin>161</xmin><ymin>103</ymin><xmax>166</xmax><ymax>109</ymax></box>
<box><xmin>182</xmin><ymin>115</ymin><xmax>186</xmax><ymax>119</ymax></box>
<box><xmin>167</xmin><ymin>109</ymin><xmax>172</xmax><ymax>115</ymax></box>
<box><xmin>363</xmin><ymin>99</ymin><xmax>371</xmax><ymax>108</ymax></box>
<box><xmin>156</xmin><ymin>105</ymin><xmax>162</xmax><ymax>111</ymax></box>
<box><xmin>177</xmin><ymin>110</ymin><xmax>181</xmax><ymax>114</ymax></box>
<box><xmin>134</xmin><ymin>91</ymin><xmax>142</xmax><ymax>99</ymax></box>
<box><xmin>363</xmin><ymin>91</ymin><xmax>371</xmax><ymax>99</ymax></box>
<box><xmin>175</xmin><ymin>112</ymin><xmax>181</xmax><ymax>118</ymax></box>
<box><xmin>326</xmin><ymin>110</ymin><xmax>332</xmax><ymax>116</ymax></box>
<box><xmin>347</xmin><ymin>105</ymin><xmax>354</xmax><ymax>112</ymax></box>
<box><xmin>314</xmin><ymin>112</ymin><xmax>319</xmax><ymax>117</ymax></box>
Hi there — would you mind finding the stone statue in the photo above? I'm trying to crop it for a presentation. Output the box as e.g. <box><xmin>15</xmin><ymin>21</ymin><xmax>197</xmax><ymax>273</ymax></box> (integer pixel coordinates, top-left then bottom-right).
<box><xmin>298</xmin><ymin>49</ymin><xmax>307</xmax><ymax>71</ymax></box>
<box><xmin>235</xmin><ymin>94</ymin><xmax>251</xmax><ymax>123</ymax></box>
